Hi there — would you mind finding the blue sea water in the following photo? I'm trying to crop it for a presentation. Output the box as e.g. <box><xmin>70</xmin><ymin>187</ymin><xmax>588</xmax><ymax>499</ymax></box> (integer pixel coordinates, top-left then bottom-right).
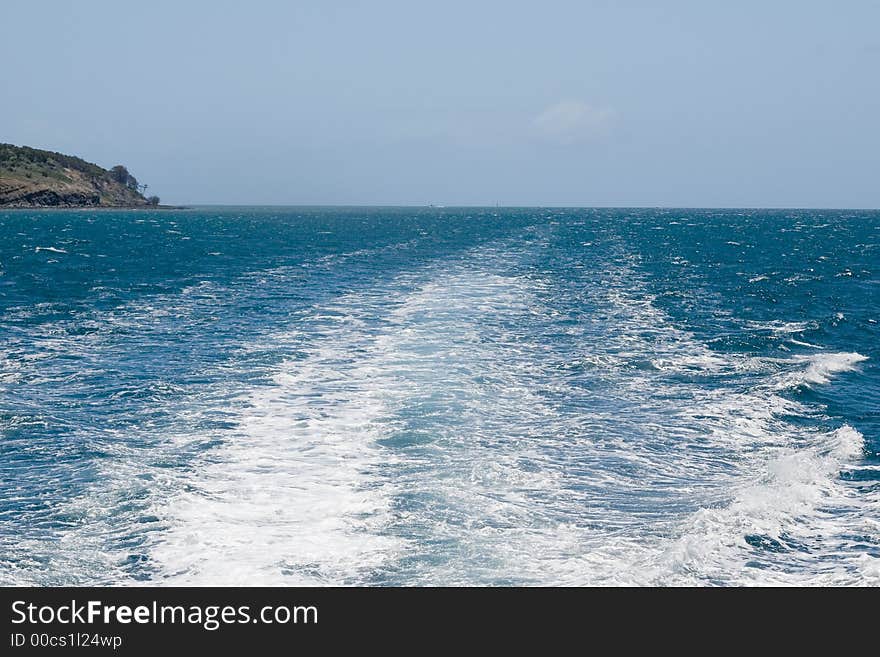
<box><xmin>0</xmin><ymin>206</ymin><xmax>878</xmax><ymax>586</ymax></box>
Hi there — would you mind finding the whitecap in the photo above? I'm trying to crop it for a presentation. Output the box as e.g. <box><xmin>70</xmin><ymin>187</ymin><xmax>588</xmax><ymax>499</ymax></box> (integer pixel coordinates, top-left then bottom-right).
<box><xmin>779</xmin><ymin>352</ymin><xmax>868</xmax><ymax>387</ymax></box>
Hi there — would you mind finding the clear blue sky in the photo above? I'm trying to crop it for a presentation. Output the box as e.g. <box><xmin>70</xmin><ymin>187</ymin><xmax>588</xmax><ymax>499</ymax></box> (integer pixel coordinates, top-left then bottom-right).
<box><xmin>2</xmin><ymin>1</ymin><xmax>878</xmax><ymax>207</ymax></box>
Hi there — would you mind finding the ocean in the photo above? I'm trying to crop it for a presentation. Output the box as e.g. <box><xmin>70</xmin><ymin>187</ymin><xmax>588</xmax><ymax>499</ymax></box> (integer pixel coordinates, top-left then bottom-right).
<box><xmin>1</xmin><ymin>206</ymin><xmax>877</xmax><ymax>586</ymax></box>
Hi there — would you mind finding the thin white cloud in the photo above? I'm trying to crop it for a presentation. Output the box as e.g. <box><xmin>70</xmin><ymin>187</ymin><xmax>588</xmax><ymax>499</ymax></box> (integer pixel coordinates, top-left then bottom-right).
<box><xmin>533</xmin><ymin>101</ymin><xmax>615</xmax><ymax>143</ymax></box>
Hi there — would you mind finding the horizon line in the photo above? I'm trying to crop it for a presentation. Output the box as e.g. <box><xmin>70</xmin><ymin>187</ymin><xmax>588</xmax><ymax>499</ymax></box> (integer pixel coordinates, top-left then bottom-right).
<box><xmin>157</xmin><ymin>203</ymin><xmax>880</xmax><ymax>211</ymax></box>
<box><xmin>5</xmin><ymin>203</ymin><xmax>880</xmax><ymax>211</ymax></box>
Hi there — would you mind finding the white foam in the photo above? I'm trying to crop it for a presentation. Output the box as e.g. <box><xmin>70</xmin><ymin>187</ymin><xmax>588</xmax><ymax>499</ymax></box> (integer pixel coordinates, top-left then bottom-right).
<box><xmin>781</xmin><ymin>352</ymin><xmax>868</xmax><ymax>387</ymax></box>
<box><xmin>150</xmin><ymin>320</ymin><xmax>406</xmax><ymax>585</ymax></box>
<box><xmin>788</xmin><ymin>338</ymin><xmax>822</xmax><ymax>348</ymax></box>
<box><xmin>826</xmin><ymin>424</ymin><xmax>865</xmax><ymax>460</ymax></box>
<box><xmin>655</xmin><ymin>425</ymin><xmax>876</xmax><ymax>585</ymax></box>
<box><xmin>745</xmin><ymin>320</ymin><xmax>817</xmax><ymax>334</ymax></box>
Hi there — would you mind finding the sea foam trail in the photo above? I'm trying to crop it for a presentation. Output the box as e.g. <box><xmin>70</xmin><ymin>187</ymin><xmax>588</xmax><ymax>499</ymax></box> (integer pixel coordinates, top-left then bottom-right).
<box><xmin>361</xmin><ymin>265</ymin><xmax>573</xmax><ymax>584</ymax></box>
<box><xmin>149</xmin><ymin>309</ymin><xmax>406</xmax><ymax>585</ymax></box>
<box><xmin>148</xmin><ymin>250</ymin><xmax>567</xmax><ymax>584</ymax></box>
<box><xmin>148</xmin><ymin>228</ymin><xmax>876</xmax><ymax>585</ymax></box>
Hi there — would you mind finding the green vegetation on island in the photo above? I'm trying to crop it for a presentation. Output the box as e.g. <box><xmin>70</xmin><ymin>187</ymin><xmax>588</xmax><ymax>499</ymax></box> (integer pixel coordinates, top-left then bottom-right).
<box><xmin>0</xmin><ymin>143</ymin><xmax>160</xmax><ymax>208</ymax></box>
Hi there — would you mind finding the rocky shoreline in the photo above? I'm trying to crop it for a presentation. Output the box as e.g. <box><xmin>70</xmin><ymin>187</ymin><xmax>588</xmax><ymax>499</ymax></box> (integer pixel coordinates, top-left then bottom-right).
<box><xmin>0</xmin><ymin>203</ymin><xmax>187</xmax><ymax>209</ymax></box>
<box><xmin>0</xmin><ymin>143</ymin><xmax>165</xmax><ymax>209</ymax></box>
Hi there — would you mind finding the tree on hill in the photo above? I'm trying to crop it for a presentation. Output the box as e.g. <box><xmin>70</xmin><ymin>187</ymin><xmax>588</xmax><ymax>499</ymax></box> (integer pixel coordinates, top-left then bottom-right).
<box><xmin>109</xmin><ymin>164</ymin><xmax>139</xmax><ymax>190</ymax></box>
<box><xmin>147</xmin><ymin>195</ymin><xmax>160</xmax><ymax>206</ymax></box>
<box><xmin>109</xmin><ymin>165</ymin><xmax>129</xmax><ymax>183</ymax></box>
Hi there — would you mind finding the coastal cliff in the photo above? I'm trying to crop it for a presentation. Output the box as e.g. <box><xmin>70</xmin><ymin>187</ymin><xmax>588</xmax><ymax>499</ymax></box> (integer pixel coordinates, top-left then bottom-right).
<box><xmin>0</xmin><ymin>143</ymin><xmax>159</xmax><ymax>208</ymax></box>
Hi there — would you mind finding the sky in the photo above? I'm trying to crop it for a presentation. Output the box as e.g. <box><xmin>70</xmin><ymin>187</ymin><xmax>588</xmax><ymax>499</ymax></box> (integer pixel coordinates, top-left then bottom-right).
<box><xmin>2</xmin><ymin>0</ymin><xmax>879</xmax><ymax>207</ymax></box>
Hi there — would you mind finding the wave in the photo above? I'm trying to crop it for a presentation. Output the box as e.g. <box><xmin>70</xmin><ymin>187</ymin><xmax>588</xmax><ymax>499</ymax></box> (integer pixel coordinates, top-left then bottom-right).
<box><xmin>778</xmin><ymin>352</ymin><xmax>869</xmax><ymax>388</ymax></box>
<box><xmin>659</xmin><ymin>425</ymin><xmax>877</xmax><ymax>585</ymax></box>
<box><xmin>744</xmin><ymin>320</ymin><xmax>818</xmax><ymax>334</ymax></box>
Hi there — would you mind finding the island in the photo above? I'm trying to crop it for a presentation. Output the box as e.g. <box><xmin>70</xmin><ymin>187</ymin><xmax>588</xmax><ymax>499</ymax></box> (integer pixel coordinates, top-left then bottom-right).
<box><xmin>0</xmin><ymin>143</ymin><xmax>161</xmax><ymax>208</ymax></box>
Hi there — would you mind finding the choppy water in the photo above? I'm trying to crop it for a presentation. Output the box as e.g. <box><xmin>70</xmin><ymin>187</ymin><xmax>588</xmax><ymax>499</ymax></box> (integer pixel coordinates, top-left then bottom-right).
<box><xmin>1</xmin><ymin>207</ymin><xmax>878</xmax><ymax>586</ymax></box>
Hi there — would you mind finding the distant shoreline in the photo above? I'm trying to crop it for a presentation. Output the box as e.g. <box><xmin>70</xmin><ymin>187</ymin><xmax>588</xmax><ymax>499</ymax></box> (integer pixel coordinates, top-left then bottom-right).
<box><xmin>0</xmin><ymin>204</ymin><xmax>189</xmax><ymax>210</ymax></box>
